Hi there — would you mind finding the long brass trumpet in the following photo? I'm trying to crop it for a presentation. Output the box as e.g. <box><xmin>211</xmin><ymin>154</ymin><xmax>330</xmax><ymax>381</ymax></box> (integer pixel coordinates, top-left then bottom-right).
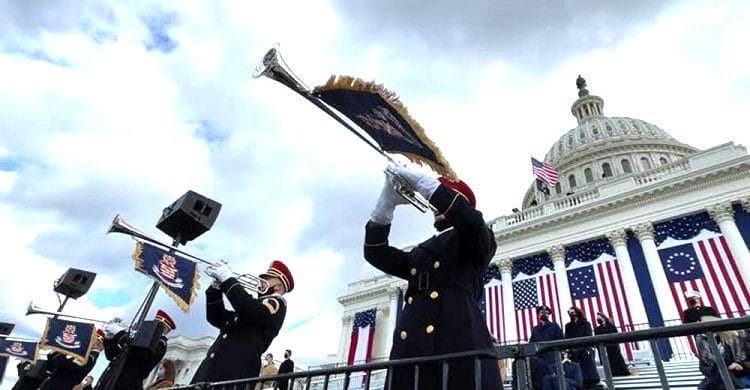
<box><xmin>26</xmin><ymin>302</ymin><xmax>118</xmax><ymax>324</ymax></box>
<box><xmin>107</xmin><ymin>215</ymin><xmax>270</xmax><ymax>294</ymax></box>
<box><xmin>253</xmin><ymin>46</ymin><xmax>435</xmax><ymax>213</ymax></box>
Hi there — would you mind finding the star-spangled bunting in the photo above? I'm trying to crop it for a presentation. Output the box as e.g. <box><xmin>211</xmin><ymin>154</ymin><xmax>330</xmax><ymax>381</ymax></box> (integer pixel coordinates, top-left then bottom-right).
<box><xmin>654</xmin><ymin>212</ymin><xmax>720</xmax><ymax>246</ymax></box>
<box><xmin>564</xmin><ymin>238</ymin><xmax>615</xmax><ymax>266</ymax></box>
<box><xmin>512</xmin><ymin>253</ymin><xmax>553</xmax><ymax>278</ymax></box>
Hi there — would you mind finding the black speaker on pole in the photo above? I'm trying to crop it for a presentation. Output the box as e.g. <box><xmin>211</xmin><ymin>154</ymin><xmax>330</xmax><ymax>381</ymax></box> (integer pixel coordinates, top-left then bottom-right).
<box><xmin>53</xmin><ymin>268</ymin><xmax>97</xmax><ymax>299</ymax></box>
<box><xmin>156</xmin><ymin>190</ymin><xmax>222</xmax><ymax>244</ymax></box>
<box><xmin>0</xmin><ymin>322</ymin><xmax>14</xmax><ymax>339</ymax></box>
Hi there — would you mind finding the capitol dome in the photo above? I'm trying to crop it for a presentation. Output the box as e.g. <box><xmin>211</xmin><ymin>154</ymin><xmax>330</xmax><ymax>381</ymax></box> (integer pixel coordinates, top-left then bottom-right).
<box><xmin>522</xmin><ymin>76</ymin><xmax>699</xmax><ymax>209</ymax></box>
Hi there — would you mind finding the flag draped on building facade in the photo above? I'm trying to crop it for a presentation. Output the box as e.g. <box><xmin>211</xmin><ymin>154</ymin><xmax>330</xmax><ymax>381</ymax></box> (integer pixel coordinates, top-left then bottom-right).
<box><xmin>512</xmin><ymin>254</ymin><xmax>560</xmax><ymax>342</ymax></box>
<box><xmin>482</xmin><ymin>265</ymin><xmax>505</xmax><ymax>344</ymax></box>
<box><xmin>566</xmin><ymin>238</ymin><xmax>637</xmax><ymax>359</ymax></box>
<box><xmin>347</xmin><ymin>309</ymin><xmax>377</xmax><ymax>365</ymax></box>
<box><xmin>531</xmin><ymin>157</ymin><xmax>559</xmax><ymax>186</ymax></box>
<box><xmin>655</xmin><ymin>212</ymin><xmax>750</xmax><ymax>319</ymax></box>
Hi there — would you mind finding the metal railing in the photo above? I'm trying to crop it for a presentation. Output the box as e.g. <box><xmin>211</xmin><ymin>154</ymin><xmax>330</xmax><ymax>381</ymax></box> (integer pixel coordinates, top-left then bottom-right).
<box><xmin>168</xmin><ymin>316</ymin><xmax>750</xmax><ymax>390</ymax></box>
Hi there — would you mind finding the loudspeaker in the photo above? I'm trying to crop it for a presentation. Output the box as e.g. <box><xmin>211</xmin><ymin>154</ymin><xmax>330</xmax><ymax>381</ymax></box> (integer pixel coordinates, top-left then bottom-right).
<box><xmin>53</xmin><ymin>268</ymin><xmax>97</xmax><ymax>299</ymax></box>
<box><xmin>156</xmin><ymin>190</ymin><xmax>222</xmax><ymax>244</ymax></box>
<box><xmin>131</xmin><ymin>320</ymin><xmax>165</xmax><ymax>354</ymax></box>
<box><xmin>0</xmin><ymin>322</ymin><xmax>14</xmax><ymax>338</ymax></box>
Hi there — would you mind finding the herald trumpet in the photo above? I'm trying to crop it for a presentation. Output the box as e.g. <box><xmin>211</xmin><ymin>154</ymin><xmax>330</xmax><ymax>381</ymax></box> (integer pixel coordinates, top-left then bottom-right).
<box><xmin>253</xmin><ymin>46</ymin><xmax>434</xmax><ymax>213</ymax></box>
<box><xmin>107</xmin><ymin>215</ymin><xmax>270</xmax><ymax>294</ymax></box>
<box><xmin>26</xmin><ymin>302</ymin><xmax>119</xmax><ymax>325</ymax></box>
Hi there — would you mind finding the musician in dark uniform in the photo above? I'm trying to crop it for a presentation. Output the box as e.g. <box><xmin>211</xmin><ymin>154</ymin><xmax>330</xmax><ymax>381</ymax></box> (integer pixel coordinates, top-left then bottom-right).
<box><xmin>682</xmin><ymin>290</ymin><xmax>719</xmax><ymax>324</ymax></box>
<box><xmin>12</xmin><ymin>360</ymin><xmax>48</xmax><ymax>390</ymax></box>
<box><xmin>94</xmin><ymin>310</ymin><xmax>175</xmax><ymax>390</ymax></box>
<box><xmin>364</xmin><ymin>165</ymin><xmax>500</xmax><ymax>390</ymax></box>
<box><xmin>39</xmin><ymin>329</ymin><xmax>104</xmax><ymax>390</ymax></box>
<box><xmin>190</xmin><ymin>260</ymin><xmax>294</xmax><ymax>384</ymax></box>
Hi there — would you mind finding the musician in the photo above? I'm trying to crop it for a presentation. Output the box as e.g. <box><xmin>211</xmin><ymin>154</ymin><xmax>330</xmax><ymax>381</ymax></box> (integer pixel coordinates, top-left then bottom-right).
<box><xmin>39</xmin><ymin>329</ymin><xmax>104</xmax><ymax>390</ymax></box>
<box><xmin>12</xmin><ymin>360</ymin><xmax>48</xmax><ymax>390</ymax></box>
<box><xmin>190</xmin><ymin>260</ymin><xmax>294</xmax><ymax>384</ymax></box>
<box><xmin>364</xmin><ymin>165</ymin><xmax>500</xmax><ymax>389</ymax></box>
<box><xmin>94</xmin><ymin>310</ymin><xmax>175</xmax><ymax>390</ymax></box>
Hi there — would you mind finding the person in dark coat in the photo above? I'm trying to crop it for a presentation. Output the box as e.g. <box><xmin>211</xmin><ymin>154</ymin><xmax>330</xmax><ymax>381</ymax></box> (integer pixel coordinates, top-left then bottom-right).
<box><xmin>529</xmin><ymin>305</ymin><xmax>565</xmax><ymax>368</ymax></box>
<box><xmin>12</xmin><ymin>360</ymin><xmax>48</xmax><ymax>390</ymax></box>
<box><xmin>94</xmin><ymin>310</ymin><xmax>175</xmax><ymax>390</ymax></box>
<box><xmin>40</xmin><ymin>330</ymin><xmax>104</xmax><ymax>390</ymax></box>
<box><xmin>682</xmin><ymin>290</ymin><xmax>719</xmax><ymax>324</ymax></box>
<box><xmin>190</xmin><ymin>260</ymin><xmax>294</xmax><ymax>384</ymax></box>
<box><xmin>541</xmin><ymin>351</ymin><xmax>583</xmax><ymax>390</ymax></box>
<box><xmin>277</xmin><ymin>349</ymin><xmax>295</xmax><ymax>390</ymax></box>
<box><xmin>364</xmin><ymin>165</ymin><xmax>500</xmax><ymax>390</ymax></box>
<box><xmin>564</xmin><ymin>307</ymin><xmax>600</xmax><ymax>390</ymax></box>
<box><xmin>593</xmin><ymin>312</ymin><xmax>631</xmax><ymax>377</ymax></box>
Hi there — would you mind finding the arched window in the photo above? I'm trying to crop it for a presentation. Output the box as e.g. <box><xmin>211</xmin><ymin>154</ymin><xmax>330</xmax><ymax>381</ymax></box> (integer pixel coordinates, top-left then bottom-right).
<box><xmin>568</xmin><ymin>174</ymin><xmax>577</xmax><ymax>188</ymax></box>
<box><xmin>555</xmin><ymin>182</ymin><xmax>562</xmax><ymax>195</ymax></box>
<box><xmin>621</xmin><ymin>159</ymin><xmax>632</xmax><ymax>173</ymax></box>
<box><xmin>641</xmin><ymin>157</ymin><xmax>652</xmax><ymax>170</ymax></box>
<box><xmin>584</xmin><ymin>168</ymin><xmax>594</xmax><ymax>183</ymax></box>
<box><xmin>602</xmin><ymin>162</ymin><xmax>613</xmax><ymax>178</ymax></box>
<box><xmin>659</xmin><ymin>157</ymin><xmax>669</xmax><ymax>165</ymax></box>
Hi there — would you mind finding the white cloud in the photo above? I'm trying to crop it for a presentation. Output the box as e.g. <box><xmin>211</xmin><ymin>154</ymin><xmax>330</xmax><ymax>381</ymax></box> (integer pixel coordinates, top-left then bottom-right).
<box><xmin>2</xmin><ymin>0</ymin><xmax>750</xmax><ymax>387</ymax></box>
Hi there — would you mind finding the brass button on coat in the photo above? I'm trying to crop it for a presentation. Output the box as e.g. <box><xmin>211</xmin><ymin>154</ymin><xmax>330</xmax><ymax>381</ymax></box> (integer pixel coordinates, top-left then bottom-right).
<box><xmin>400</xmin><ymin>331</ymin><xmax>408</xmax><ymax>340</ymax></box>
<box><xmin>430</xmin><ymin>291</ymin><xmax>439</xmax><ymax>299</ymax></box>
<box><xmin>407</xmin><ymin>296</ymin><xmax>413</xmax><ymax>304</ymax></box>
<box><xmin>433</xmin><ymin>261</ymin><xmax>440</xmax><ymax>269</ymax></box>
<box><xmin>210</xmin><ymin>352</ymin><xmax>215</xmax><ymax>358</ymax></box>
<box><xmin>410</xmin><ymin>268</ymin><xmax>417</xmax><ymax>276</ymax></box>
<box><xmin>221</xmin><ymin>334</ymin><xmax>228</xmax><ymax>339</ymax></box>
<box><xmin>426</xmin><ymin>325</ymin><xmax>435</xmax><ymax>334</ymax></box>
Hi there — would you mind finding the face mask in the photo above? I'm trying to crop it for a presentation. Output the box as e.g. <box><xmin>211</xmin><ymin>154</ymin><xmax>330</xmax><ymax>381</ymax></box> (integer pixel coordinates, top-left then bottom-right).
<box><xmin>568</xmin><ymin>312</ymin><xmax>577</xmax><ymax>319</ymax></box>
<box><xmin>284</xmin><ymin>353</ymin><xmax>290</xmax><ymax>359</ymax></box>
<box><xmin>597</xmin><ymin>318</ymin><xmax>604</xmax><ymax>325</ymax></box>
<box><xmin>538</xmin><ymin>313</ymin><xmax>549</xmax><ymax>322</ymax></box>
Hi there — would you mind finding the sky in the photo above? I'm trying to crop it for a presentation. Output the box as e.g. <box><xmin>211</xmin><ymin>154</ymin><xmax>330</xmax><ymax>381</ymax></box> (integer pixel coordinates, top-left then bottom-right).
<box><xmin>1</xmin><ymin>0</ymin><xmax>749</xmax><ymax>387</ymax></box>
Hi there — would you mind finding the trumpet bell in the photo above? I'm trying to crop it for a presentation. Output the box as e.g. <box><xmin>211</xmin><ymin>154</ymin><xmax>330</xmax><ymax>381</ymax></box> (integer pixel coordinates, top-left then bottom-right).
<box><xmin>252</xmin><ymin>47</ymin><xmax>278</xmax><ymax>79</ymax></box>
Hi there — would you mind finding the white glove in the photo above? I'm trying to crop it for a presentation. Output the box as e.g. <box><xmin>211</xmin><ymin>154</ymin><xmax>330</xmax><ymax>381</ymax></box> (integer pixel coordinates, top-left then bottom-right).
<box><xmin>371</xmin><ymin>175</ymin><xmax>409</xmax><ymax>224</ymax></box>
<box><xmin>205</xmin><ymin>261</ymin><xmax>234</xmax><ymax>284</ymax></box>
<box><xmin>104</xmin><ymin>320</ymin><xmax>126</xmax><ymax>337</ymax></box>
<box><xmin>389</xmin><ymin>165</ymin><xmax>440</xmax><ymax>200</ymax></box>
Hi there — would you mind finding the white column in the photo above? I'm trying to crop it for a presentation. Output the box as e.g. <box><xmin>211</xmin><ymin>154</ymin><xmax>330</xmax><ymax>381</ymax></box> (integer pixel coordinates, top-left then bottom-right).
<box><xmin>338</xmin><ymin>314</ymin><xmax>353</xmax><ymax>363</ymax></box>
<box><xmin>605</xmin><ymin>229</ymin><xmax>649</xmax><ymax>328</ymax></box>
<box><xmin>547</xmin><ymin>245</ymin><xmax>573</xmax><ymax>314</ymax></box>
<box><xmin>632</xmin><ymin>223</ymin><xmax>681</xmax><ymax>322</ymax></box>
<box><xmin>499</xmin><ymin>258</ymin><xmax>516</xmax><ymax>343</ymax></box>
<box><xmin>376</xmin><ymin>305</ymin><xmax>390</xmax><ymax>360</ymax></box>
<box><xmin>707</xmin><ymin>202</ymin><xmax>750</xmax><ymax>280</ymax></box>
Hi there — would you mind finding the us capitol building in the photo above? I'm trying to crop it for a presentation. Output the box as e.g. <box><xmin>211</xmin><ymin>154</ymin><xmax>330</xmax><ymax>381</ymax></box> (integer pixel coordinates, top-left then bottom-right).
<box><xmin>160</xmin><ymin>78</ymin><xmax>750</xmax><ymax>385</ymax></box>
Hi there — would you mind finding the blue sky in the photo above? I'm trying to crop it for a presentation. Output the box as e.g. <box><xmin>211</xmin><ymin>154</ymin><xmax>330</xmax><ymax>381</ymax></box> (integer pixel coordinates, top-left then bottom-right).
<box><xmin>1</xmin><ymin>0</ymin><xmax>750</xmax><ymax>387</ymax></box>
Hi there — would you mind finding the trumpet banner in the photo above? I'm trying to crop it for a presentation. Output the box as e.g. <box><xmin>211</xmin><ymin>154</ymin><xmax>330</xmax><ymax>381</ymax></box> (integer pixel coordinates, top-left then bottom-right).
<box><xmin>41</xmin><ymin>318</ymin><xmax>95</xmax><ymax>363</ymax></box>
<box><xmin>132</xmin><ymin>241</ymin><xmax>200</xmax><ymax>312</ymax></box>
<box><xmin>313</xmin><ymin>75</ymin><xmax>457</xmax><ymax>180</ymax></box>
<box><xmin>0</xmin><ymin>340</ymin><xmax>39</xmax><ymax>362</ymax></box>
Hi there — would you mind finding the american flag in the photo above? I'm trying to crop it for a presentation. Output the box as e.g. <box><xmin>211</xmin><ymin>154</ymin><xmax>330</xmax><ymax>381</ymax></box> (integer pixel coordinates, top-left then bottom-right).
<box><xmin>484</xmin><ymin>279</ymin><xmax>505</xmax><ymax>344</ymax></box>
<box><xmin>347</xmin><ymin>309</ymin><xmax>376</xmax><ymax>365</ymax></box>
<box><xmin>513</xmin><ymin>272</ymin><xmax>560</xmax><ymax>342</ymax></box>
<box><xmin>568</xmin><ymin>260</ymin><xmax>637</xmax><ymax>359</ymax></box>
<box><xmin>658</xmin><ymin>235</ymin><xmax>750</xmax><ymax>320</ymax></box>
<box><xmin>531</xmin><ymin>157</ymin><xmax>559</xmax><ymax>186</ymax></box>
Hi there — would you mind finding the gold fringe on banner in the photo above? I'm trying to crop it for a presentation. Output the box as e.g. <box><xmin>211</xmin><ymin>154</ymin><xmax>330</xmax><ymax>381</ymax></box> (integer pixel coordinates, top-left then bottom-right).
<box><xmin>314</xmin><ymin>75</ymin><xmax>458</xmax><ymax>180</ymax></box>
<box><xmin>131</xmin><ymin>241</ymin><xmax>200</xmax><ymax>313</ymax></box>
<box><xmin>40</xmin><ymin>319</ymin><xmax>95</xmax><ymax>365</ymax></box>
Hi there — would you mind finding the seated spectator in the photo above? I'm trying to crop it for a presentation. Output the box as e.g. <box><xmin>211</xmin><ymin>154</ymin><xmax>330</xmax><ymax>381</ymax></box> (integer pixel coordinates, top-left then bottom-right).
<box><xmin>541</xmin><ymin>351</ymin><xmax>583</xmax><ymax>390</ymax></box>
<box><xmin>696</xmin><ymin>316</ymin><xmax>750</xmax><ymax>389</ymax></box>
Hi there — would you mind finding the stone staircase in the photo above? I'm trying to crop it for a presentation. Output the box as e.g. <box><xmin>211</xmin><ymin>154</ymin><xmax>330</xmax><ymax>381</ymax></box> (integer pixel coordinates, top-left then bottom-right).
<box><xmin>502</xmin><ymin>359</ymin><xmax>703</xmax><ymax>389</ymax></box>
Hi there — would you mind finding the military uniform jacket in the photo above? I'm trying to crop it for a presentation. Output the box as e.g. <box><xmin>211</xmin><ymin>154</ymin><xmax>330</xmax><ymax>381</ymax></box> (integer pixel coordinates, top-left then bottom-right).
<box><xmin>190</xmin><ymin>278</ymin><xmax>287</xmax><ymax>384</ymax></box>
<box><xmin>39</xmin><ymin>351</ymin><xmax>99</xmax><ymax>390</ymax></box>
<box><xmin>94</xmin><ymin>330</ymin><xmax>167</xmax><ymax>390</ymax></box>
<box><xmin>364</xmin><ymin>184</ymin><xmax>499</xmax><ymax>389</ymax></box>
<box><xmin>683</xmin><ymin>305</ymin><xmax>720</xmax><ymax>324</ymax></box>
<box><xmin>529</xmin><ymin>320</ymin><xmax>564</xmax><ymax>367</ymax></box>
